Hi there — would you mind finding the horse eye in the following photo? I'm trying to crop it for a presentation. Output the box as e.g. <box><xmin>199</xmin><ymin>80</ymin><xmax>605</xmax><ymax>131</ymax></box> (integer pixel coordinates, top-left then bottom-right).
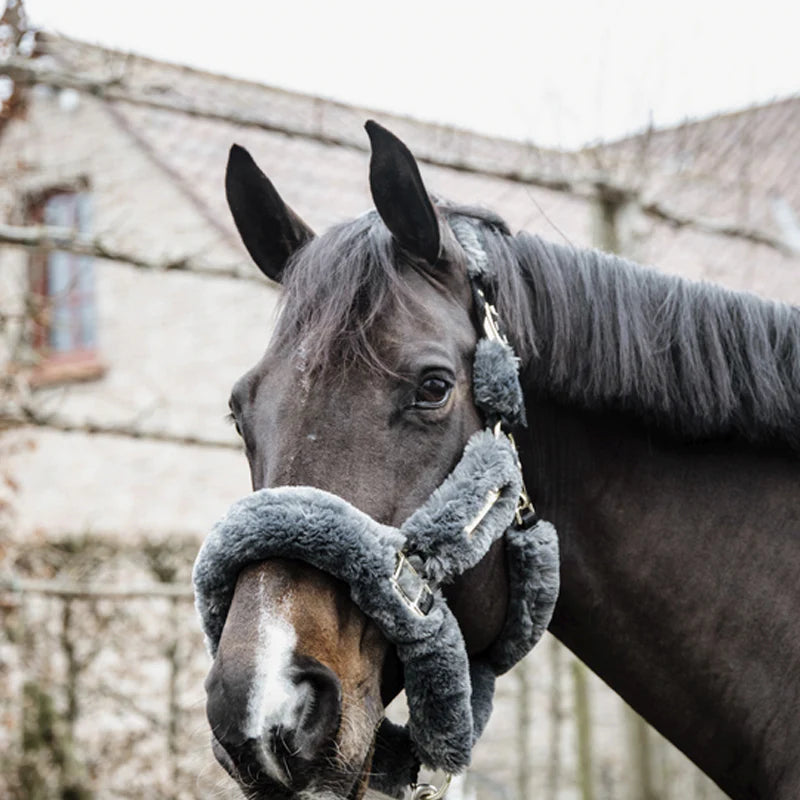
<box><xmin>413</xmin><ymin>377</ymin><xmax>453</xmax><ymax>409</ymax></box>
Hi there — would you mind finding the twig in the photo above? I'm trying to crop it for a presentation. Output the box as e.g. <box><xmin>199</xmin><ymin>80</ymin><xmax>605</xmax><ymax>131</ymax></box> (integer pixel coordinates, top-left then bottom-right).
<box><xmin>0</xmin><ymin>576</ymin><xmax>195</xmax><ymax>599</ymax></box>
<box><xmin>0</xmin><ymin>222</ymin><xmax>260</xmax><ymax>282</ymax></box>
<box><xmin>3</xmin><ymin>404</ymin><xmax>241</xmax><ymax>450</ymax></box>
<box><xmin>640</xmin><ymin>199</ymin><xmax>798</xmax><ymax>254</ymax></box>
<box><xmin>0</xmin><ymin>58</ymin><xmax>575</xmax><ymax>192</ymax></box>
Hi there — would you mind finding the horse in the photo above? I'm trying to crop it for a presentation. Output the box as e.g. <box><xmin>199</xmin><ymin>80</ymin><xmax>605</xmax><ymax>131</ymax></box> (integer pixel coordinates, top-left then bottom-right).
<box><xmin>201</xmin><ymin>120</ymin><xmax>800</xmax><ymax>800</ymax></box>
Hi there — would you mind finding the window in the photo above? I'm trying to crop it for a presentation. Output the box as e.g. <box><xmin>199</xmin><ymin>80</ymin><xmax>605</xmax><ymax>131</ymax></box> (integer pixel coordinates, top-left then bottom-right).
<box><xmin>28</xmin><ymin>189</ymin><xmax>105</xmax><ymax>387</ymax></box>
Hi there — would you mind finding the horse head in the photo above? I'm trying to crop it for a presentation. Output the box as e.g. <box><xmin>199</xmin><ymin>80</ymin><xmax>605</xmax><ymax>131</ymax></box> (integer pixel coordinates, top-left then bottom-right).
<box><xmin>202</xmin><ymin>122</ymin><xmax>528</xmax><ymax>799</ymax></box>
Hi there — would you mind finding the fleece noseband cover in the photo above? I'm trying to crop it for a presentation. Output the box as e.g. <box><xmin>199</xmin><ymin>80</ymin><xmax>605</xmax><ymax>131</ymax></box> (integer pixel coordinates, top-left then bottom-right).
<box><xmin>193</xmin><ymin>431</ymin><xmax>559</xmax><ymax>794</ymax></box>
<box><xmin>193</xmin><ymin>220</ymin><xmax>560</xmax><ymax>797</ymax></box>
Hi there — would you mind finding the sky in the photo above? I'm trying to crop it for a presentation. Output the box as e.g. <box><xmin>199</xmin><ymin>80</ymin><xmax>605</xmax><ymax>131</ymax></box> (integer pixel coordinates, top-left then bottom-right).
<box><xmin>19</xmin><ymin>0</ymin><xmax>800</xmax><ymax>150</ymax></box>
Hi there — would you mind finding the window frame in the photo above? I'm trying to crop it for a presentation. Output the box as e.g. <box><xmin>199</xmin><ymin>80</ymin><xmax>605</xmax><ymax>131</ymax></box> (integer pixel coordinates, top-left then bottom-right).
<box><xmin>26</xmin><ymin>185</ymin><xmax>106</xmax><ymax>388</ymax></box>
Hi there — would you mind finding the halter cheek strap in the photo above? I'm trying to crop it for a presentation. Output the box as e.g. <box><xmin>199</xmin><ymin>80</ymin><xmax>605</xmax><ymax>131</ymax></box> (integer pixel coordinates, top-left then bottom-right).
<box><xmin>369</xmin><ymin>217</ymin><xmax>560</xmax><ymax>795</ymax></box>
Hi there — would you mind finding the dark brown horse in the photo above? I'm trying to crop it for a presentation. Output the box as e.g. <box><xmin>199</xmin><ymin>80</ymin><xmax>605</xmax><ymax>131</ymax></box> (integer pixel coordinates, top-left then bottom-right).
<box><xmin>203</xmin><ymin>121</ymin><xmax>800</xmax><ymax>800</ymax></box>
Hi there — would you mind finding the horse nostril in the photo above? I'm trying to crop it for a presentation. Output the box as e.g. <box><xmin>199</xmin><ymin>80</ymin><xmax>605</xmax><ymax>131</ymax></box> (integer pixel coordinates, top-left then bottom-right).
<box><xmin>204</xmin><ymin>648</ymin><xmax>343</xmax><ymax>787</ymax></box>
<box><xmin>288</xmin><ymin>654</ymin><xmax>343</xmax><ymax>761</ymax></box>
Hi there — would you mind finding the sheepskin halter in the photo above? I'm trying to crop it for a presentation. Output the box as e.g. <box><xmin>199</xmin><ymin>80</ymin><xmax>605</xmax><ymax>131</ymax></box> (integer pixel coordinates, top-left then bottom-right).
<box><xmin>193</xmin><ymin>219</ymin><xmax>560</xmax><ymax>798</ymax></box>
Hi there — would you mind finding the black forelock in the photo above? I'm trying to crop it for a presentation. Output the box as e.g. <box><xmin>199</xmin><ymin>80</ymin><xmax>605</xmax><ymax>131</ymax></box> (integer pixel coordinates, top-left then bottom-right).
<box><xmin>271</xmin><ymin>204</ymin><xmax>533</xmax><ymax>376</ymax></box>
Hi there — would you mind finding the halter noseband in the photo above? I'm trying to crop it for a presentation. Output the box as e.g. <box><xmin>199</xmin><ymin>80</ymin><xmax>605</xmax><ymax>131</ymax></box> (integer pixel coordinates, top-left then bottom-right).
<box><xmin>192</xmin><ymin>216</ymin><xmax>560</xmax><ymax>798</ymax></box>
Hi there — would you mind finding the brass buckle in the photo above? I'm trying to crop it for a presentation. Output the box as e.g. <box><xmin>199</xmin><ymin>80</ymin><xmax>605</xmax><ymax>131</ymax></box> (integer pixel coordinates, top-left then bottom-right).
<box><xmin>391</xmin><ymin>552</ymin><xmax>434</xmax><ymax>617</ymax></box>
<box><xmin>504</xmin><ymin>430</ymin><xmax>537</xmax><ymax>525</ymax></box>
<box><xmin>515</xmin><ymin>486</ymin><xmax>537</xmax><ymax>526</ymax></box>
<box><xmin>464</xmin><ymin>488</ymin><xmax>501</xmax><ymax>537</ymax></box>
<box><xmin>483</xmin><ymin>301</ymin><xmax>505</xmax><ymax>343</ymax></box>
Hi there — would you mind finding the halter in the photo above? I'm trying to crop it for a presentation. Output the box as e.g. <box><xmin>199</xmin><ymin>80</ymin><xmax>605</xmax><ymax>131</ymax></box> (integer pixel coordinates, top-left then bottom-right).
<box><xmin>192</xmin><ymin>217</ymin><xmax>560</xmax><ymax>798</ymax></box>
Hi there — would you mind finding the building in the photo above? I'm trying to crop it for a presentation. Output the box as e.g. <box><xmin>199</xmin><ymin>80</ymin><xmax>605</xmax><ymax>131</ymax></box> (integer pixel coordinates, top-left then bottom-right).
<box><xmin>1</xmin><ymin>31</ymin><xmax>797</xmax><ymax>800</ymax></box>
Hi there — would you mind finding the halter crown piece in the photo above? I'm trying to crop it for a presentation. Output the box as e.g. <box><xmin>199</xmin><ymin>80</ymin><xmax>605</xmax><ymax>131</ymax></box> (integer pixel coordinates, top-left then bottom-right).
<box><xmin>192</xmin><ymin>219</ymin><xmax>560</xmax><ymax>798</ymax></box>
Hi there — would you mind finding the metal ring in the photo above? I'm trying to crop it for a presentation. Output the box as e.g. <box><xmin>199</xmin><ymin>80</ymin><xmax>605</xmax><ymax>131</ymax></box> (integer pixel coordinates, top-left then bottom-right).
<box><xmin>410</xmin><ymin>773</ymin><xmax>452</xmax><ymax>800</ymax></box>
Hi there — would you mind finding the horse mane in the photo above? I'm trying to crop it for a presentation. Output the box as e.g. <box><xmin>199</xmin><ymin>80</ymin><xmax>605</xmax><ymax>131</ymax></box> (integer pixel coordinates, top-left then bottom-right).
<box><xmin>507</xmin><ymin>230</ymin><xmax>800</xmax><ymax>449</ymax></box>
<box><xmin>275</xmin><ymin>204</ymin><xmax>800</xmax><ymax>449</ymax></box>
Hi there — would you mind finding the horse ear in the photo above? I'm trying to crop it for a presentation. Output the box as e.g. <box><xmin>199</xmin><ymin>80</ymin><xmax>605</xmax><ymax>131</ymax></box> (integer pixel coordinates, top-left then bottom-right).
<box><xmin>225</xmin><ymin>144</ymin><xmax>314</xmax><ymax>283</ymax></box>
<box><xmin>365</xmin><ymin>120</ymin><xmax>441</xmax><ymax>265</ymax></box>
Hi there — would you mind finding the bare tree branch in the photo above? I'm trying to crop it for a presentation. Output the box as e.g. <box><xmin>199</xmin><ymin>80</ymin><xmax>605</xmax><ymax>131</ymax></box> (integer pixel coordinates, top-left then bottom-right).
<box><xmin>7</xmin><ymin>57</ymin><xmax>797</xmax><ymax>259</ymax></box>
<box><xmin>0</xmin><ymin>576</ymin><xmax>194</xmax><ymax>599</ymax></box>
<box><xmin>1</xmin><ymin>58</ymin><xmax>580</xmax><ymax>190</ymax></box>
<box><xmin>639</xmin><ymin>198</ymin><xmax>797</xmax><ymax>254</ymax></box>
<box><xmin>2</xmin><ymin>404</ymin><xmax>241</xmax><ymax>450</ymax></box>
<box><xmin>95</xmin><ymin>681</ymin><xmax>170</xmax><ymax>729</ymax></box>
<box><xmin>2</xmin><ymin>59</ymin><xmax>794</xmax><ymax>257</ymax></box>
<box><xmin>0</xmin><ymin>222</ymin><xmax>262</xmax><ymax>282</ymax></box>
<box><xmin>0</xmin><ymin>210</ymin><xmax>795</xmax><ymax>288</ymax></box>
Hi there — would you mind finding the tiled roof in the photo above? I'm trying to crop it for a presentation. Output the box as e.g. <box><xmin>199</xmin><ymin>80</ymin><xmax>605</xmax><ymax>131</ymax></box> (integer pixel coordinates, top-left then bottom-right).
<box><xmin>35</xmin><ymin>34</ymin><xmax>800</xmax><ymax>301</ymax></box>
<box><xmin>39</xmin><ymin>34</ymin><xmax>579</xmax><ymax>234</ymax></box>
<box><xmin>582</xmin><ymin>96</ymin><xmax>800</xmax><ymax>247</ymax></box>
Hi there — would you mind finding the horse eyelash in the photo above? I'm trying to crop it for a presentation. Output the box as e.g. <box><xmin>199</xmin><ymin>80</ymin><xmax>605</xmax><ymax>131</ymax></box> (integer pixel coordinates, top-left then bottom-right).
<box><xmin>225</xmin><ymin>412</ymin><xmax>245</xmax><ymax>442</ymax></box>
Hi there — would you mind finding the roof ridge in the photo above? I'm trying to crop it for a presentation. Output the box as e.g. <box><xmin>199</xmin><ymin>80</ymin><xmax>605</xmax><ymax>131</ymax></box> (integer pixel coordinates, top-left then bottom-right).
<box><xmin>583</xmin><ymin>92</ymin><xmax>800</xmax><ymax>153</ymax></box>
<box><xmin>37</xmin><ymin>32</ymin><xmax>567</xmax><ymax>159</ymax></box>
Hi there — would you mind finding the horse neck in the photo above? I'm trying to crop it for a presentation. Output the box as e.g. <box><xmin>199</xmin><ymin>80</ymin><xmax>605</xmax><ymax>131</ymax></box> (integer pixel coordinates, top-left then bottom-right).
<box><xmin>516</xmin><ymin>396</ymin><xmax>800</xmax><ymax>800</ymax></box>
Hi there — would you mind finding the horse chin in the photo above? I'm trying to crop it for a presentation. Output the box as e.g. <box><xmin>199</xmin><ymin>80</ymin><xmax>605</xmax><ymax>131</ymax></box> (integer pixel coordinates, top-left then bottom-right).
<box><xmin>208</xmin><ymin>685</ymin><xmax>382</xmax><ymax>800</ymax></box>
<box><xmin>210</xmin><ymin>733</ymin><xmax>375</xmax><ymax>800</ymax></box>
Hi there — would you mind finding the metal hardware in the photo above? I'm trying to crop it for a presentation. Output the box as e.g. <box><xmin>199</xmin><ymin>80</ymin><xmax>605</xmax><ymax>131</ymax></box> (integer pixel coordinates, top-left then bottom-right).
<box><xmin>491</xmin><ymin>430</ymin><xmax>536</xmax><ymax>526</ymax></box>
<box><xmin>391</xmin><ymin>552</ymin><xmax>434</xmax><ymax>617</ymax></box>
<box><xmin>515</xmin><ymin>485</ymin><xmax>536</xmax><ymax>527</ymax></box>
<box><xmin>463</xmin><ymin>488</ymin><xmax>501</xmax><ymax>537</ymax></box>
<box><xmin>476</xmin><ymin>288</ymin><xmax>508</xmax><ymax>346</ymax></box>
<box><xmin>480</xmin><ymin>291</ymin><xmax>535</xmax><ymax>524</ymax></box>
<box><xmin>410</xmin><ymin>773</ymin><xmax>452</xmax><ymax>800</ymax></box>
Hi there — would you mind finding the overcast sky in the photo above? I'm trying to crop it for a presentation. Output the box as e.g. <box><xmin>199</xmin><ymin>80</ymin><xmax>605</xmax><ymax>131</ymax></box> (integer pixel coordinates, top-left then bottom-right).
<box><xmin>21</xmin><ymin>0</ymin><xmax>800</xmax><ymax>149</ymax></box>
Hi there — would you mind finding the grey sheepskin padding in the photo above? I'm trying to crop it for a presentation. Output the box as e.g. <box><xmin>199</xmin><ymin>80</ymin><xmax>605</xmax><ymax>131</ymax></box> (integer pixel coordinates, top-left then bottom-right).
<box><xmin>450</xmin><ymin>215</ymin><xmax>493</xmax><ymax>282</ymax></box>
<box><xmin>473</xmin><ymin>338</ymin><xmax>527</xmax><ymax>428</ymax></box>
<box><xmin>370</xmin><ymin>720</ymin><xmax>420</xmax><ymax>797</ymax></box>
<box><xmin>194</xmin><ymin>430</ymin><xmax>532</xmax><ymax>778</ymax></box>
<box><xmin>193</xmin><ymin>429</ymin><xmax>560</xmax><ymax>790</ymax></box>
<box><xmin>486</xmin><ymin>519</ymin><xmax>560</xmax><ymax>675</ymax></box>
<box><xmin>401</xmin><ymin>430</ymin><xmax>522</xmax><ymax>583</ymax></box>
<box><xmin>196</xmin><ymin>485</ymin><xmax>474</xmax><ymax>772</ymax></box>
<box><xmin>466</xmin><ymin>660</ymin><xmax>497</xmax><ymax>739</ymax></box>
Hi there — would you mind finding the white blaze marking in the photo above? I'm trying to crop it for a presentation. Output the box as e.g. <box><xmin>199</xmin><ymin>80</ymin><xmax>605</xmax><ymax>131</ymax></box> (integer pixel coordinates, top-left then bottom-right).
<box><xmin>245</xmin><ymin>577</ymin><xmax>299</xmax><ymax>784</ymax></box>
<box><xmin>245</xmin><ymin>596</ymin><xmax>297</xmax><ymax>736</ymax></box>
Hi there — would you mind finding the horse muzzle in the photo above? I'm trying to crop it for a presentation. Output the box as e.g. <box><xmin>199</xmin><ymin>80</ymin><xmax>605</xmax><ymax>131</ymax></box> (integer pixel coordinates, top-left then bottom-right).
<box><xmin>201</xmin><ymin>564</ymin><xmax>347</xmax><ymax>795</ymax></box>
<box><xmin>201</xmin><ymin>559</ymin><xmax>388</xmax><ymax>799</ymax></box>
<box><xmin>205</xmin><ymin>654</ymin><xmax>342</xmax><ymax>787</ymax></box>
